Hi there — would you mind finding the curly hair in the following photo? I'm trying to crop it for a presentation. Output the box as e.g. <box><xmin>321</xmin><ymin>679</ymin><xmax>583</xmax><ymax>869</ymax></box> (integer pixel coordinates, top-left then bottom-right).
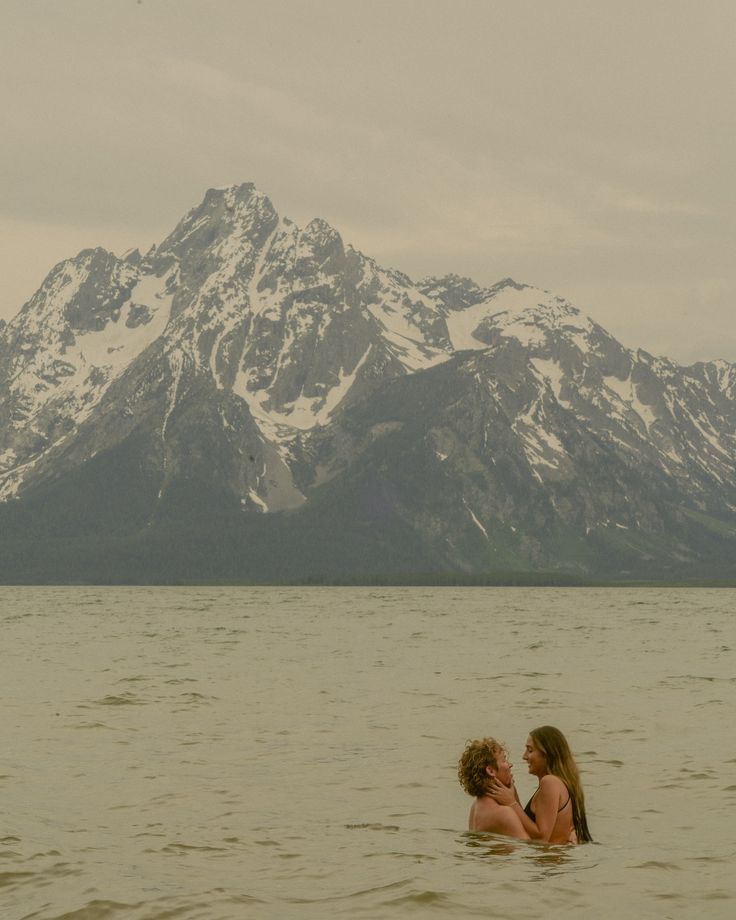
<box><xmin>457</xmin><ymin>737</ymin><xmax>507</xmax><ymax>797</ymax></box>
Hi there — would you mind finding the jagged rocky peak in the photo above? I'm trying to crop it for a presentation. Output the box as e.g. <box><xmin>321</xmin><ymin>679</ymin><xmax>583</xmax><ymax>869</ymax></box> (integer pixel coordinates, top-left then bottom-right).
<box><xmin>123</xmin><ymin>248</ymin><xmax>142</xmax><ymax>266</ymax></box>
<box><xmin>489</xmin><ymin>277</ymin><xmax>529</xmax><ymax>293</ymax></box>
<box><xmin>415</xmin><ymin>274</ymin><xmax>582</xmax><ymax>354</ymax></box>
<box><xmin>7</xmin><ymin>247</ymin><xmax>138</xmax><ymax>340</ymax></box>
<box><xmin>418</xmin><ymin>275</ymin><xmax>544</xmax><ymax>318</ymax></box>
<box><xmin>61</xmin><ymin>248</ymin><xmax>140</xmax><ymax>333</ymax></box>
<box><xmin>155</xmin><ymin>182</ymin><xmax>280</xmax><ymax>265</ymax></box>
<box><xmin>294</xmin><ymin>217</ymin><xmax>346</xmax><ymax>278</ymax></box>
<box><xmin>418</xmin><ymin>273</ymin><xmax>491</xmax><ymax>311</ymax></box>
<box><xmin>709</xmin><ymin>359</ymin><xmax>736</xmax><ymax>399</ymax></box>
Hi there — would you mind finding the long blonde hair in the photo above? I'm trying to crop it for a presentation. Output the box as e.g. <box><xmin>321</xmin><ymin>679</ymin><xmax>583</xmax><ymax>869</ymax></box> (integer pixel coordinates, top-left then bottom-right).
<box><xmin>530</xmin><ymin>726</ymin><xmax>592</xmax><ymax>843</ymax></box>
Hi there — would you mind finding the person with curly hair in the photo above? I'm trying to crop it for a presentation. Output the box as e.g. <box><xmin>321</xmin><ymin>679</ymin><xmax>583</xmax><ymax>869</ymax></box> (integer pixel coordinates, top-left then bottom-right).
<box><xmin>488</xmin><ymin>726</ymin><xmax>592</xmax><ymax>844</ymax></box>
<box><xmin>457</xmin><ymin>737</ymin><xmax>530</xmax><ymax>837</ymax></box>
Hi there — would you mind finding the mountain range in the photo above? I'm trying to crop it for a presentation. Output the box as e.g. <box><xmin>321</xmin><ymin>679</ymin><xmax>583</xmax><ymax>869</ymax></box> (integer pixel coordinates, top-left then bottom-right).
<box><xmin>1</xmin><ymin>182</ymin><xmax>735</xmax><ymax>583</ymax></box>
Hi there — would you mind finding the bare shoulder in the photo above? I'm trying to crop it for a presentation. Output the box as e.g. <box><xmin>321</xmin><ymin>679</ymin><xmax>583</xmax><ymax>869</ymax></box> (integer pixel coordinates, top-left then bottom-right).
<box><xmin>539</xmin><ymin>774</ymin><xmax>566</xmax><ymax>789</ymax></box>
<box><xmin>539</xmin><ymin>774</ymin><xmax>568</xmax><ymax>797</ymax></box>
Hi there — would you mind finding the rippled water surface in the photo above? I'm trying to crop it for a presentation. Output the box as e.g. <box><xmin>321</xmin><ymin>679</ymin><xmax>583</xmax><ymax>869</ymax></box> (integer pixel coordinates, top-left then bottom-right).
<box><xmin>2</xmin><ymin>587</ymin><xmax>735</xmax><ymax>918</ymax></box>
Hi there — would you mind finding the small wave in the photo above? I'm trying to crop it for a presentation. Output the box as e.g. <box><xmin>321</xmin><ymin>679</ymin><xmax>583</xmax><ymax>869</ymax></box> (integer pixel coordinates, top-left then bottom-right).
<box><xmin>0</xmin><ymin>870</ymin><xmax>35</xmax><ymax>889</ymax></box>
<box><xmin>225</xmin><ymin>892</ymin><xmax>266</xmax><ymax>905</ymax></box>
<box><xmin>283</xmin><ymin>877</ymin><xmax>412</xmax><ymax>904</ymax></box>
<box><xmin>0</xmin><ymin>847</ymin><xmax>21</xmax><ymax>858</ymax></box>
<box><xmin>663</xmin><ymin>674</ymin><xmax>731</xmax><ymax>684</ymax></box>
<box><xmin>160</xmin><ymin>842</ymin><xmax>229</xmax><ymax>854</ymax></box>
<box><xmin>177</xmin><ymin>691</ymin><xmax>218</xmax><ymax>703</ymax></box>
<box><xmin>383</xmin><ymin>889</ymin><xmax>452</xmax><ymax>907</ymax></box>
<box><xmin>686</xmin><ymin>854</ymin><xmax>731</xmax><ymax>864</ymax></box>
<box><xmin>0</xmin><ymin>859</ymin><xmax>82</xmax><ymax>894</ymax></box>
<box><xmin>37</xmin><ymin>898</ymin><xmax>138</xmax><ymax>918</ymax></box>
<box><xmin>86</xmin><ymin>692</ymin><xmax>144</xmax><ymax>707</ymax></box>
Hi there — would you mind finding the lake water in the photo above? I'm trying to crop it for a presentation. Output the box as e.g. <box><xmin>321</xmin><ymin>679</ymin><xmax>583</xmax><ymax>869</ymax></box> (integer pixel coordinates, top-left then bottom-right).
<box><xmin>1</xmin><ymin>586</ymin><xmax>734</xmax><ymax>919</ymax></box>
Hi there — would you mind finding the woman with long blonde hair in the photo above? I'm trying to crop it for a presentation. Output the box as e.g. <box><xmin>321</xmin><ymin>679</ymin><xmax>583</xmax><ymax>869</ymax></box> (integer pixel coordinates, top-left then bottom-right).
<box><xmin>489</xmin><ymin>725</ymin><xmax>592</xmax><ymax>844</ymax></box>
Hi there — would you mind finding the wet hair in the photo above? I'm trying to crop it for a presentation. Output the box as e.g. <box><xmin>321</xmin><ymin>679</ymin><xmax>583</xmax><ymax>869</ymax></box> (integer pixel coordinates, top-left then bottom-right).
<box><xmin>529</xmin><ymin>726</ymin><xmax>593</xmax><ymax>843</ymax></box>
<box><xmin>457</xmin><ymin>737</ymin><xmax>507</xmax><ymax>798</ymax></box>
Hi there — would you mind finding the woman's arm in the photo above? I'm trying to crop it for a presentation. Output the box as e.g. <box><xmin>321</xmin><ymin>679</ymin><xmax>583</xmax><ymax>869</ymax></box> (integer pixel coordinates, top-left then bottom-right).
<box><xmin>488</xmin><ymin>775</ymin><xmax>563</xmax><ymax>842</ymax></box>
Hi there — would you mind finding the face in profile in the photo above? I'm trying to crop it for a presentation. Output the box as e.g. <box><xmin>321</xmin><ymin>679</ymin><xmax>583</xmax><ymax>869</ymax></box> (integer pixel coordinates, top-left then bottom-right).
<box><xmin>523</xmin><ymin>735</ymin><xmax>547</xmax><ymax>776</ymax></box>
<box><xmin>487</xmin><ymin>749</ymin><xmax>514</xmax><ymax>787</ymax></box>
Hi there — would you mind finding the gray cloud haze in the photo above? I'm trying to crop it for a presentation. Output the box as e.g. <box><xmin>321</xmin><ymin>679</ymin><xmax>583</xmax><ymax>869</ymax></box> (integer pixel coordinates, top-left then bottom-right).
<box><xmin>2</xmin><ymin>0</ymin><xmax>735</xmax><ymax>363</ymax></box>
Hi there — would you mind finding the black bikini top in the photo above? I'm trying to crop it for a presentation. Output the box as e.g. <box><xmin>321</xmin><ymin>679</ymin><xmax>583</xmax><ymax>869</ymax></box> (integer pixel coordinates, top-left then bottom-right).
<box><xmin>524</xmin><ymin>791</ymin><xmax>571</xmax><ymax>820</ymax></box>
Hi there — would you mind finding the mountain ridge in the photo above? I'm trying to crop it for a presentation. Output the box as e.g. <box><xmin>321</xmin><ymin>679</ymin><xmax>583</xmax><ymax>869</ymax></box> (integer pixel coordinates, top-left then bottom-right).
<box><xmin>1</xmin><ymin>181</ymin><xmax>735</xmax><ymax>583</ymax></box>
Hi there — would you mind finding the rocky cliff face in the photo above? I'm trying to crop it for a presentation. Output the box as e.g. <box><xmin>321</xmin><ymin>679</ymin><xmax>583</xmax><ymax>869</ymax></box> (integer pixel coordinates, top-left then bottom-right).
<box><xmin>1</xmin><ymin>182</ymin><xmax>735</xmax><ymax>582</ymax></box>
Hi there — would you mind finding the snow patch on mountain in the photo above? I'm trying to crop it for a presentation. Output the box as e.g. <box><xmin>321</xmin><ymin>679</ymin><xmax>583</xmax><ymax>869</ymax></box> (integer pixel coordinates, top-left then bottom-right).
<box><xmin>531</xmin><ymin>357</ymin><xmax>569</xmax><ymax>406</ymax></box>
<box><xmin>0</xmin><ymin>448</ymin><xmax>16</xmax><ymax>472</ymax></box>
<box><xmin>494</xmin><ymin>316</ymin><xmax>548</xmax><ymax>348</ymax></box>
<box><xmin>463</xmin><ymin>499</ymin><xmax>489</xmax><ymax>539</ymax></box>
<box><xmin>493</xmin><ymin>296</ymin><xmax>594</xmax><ymax>350</ymax></box>
<box><xmin>444</xmin><ymin>299</ymin><xmax>501</xmax><ymax>350</ymax></box>
<box><xmin>443</xmin><ymin>283</ymin><xmax>541</xmax><ymax>349</ymax></box>
<box><xmin>161</xmin><ymin>348</ymin><xmax>184</xmax><ymax>441</ymax></box>
<box><xmin>365</xmin><ymin>274</ymin><xmax>448</xmax><ymax>370</ymax></box>
<box><xmin>235</xmin><ymin>345</ymin><xmax>373</xmax><ymax>439</ymax></box>
<box><xmin>0</xmin><ymin>454</ymin><xmax>40</xmax><ymax>500</ymax></box>
<box><xmin>6</xmin><ymin>269</ymin><xmax>173</xmax><ymax>430</ymax></box>
<box><xmin>603</xmin><ymin>374</ymin><xmax>657</xmax><ymax>429</ymax></box>
<box><xmin>247</xmin><ymin>488</ymin><xmax>268</xmax><ymax>512</ymax></box>
<box><xmin>77</xmin><ymin>273</ymin><xmax>173</xmax><ymax>372</ymax></box>
<box><xmin>512</xmin><ymin>394</ymin><xmax>568</xmax><ymax>477</ymax></box>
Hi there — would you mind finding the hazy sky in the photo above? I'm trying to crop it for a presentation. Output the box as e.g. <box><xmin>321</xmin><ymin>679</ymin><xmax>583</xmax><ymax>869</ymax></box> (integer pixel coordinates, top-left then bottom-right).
<box><xmin>2</xmin><ymin>0</ymin><xmax>734</xmax><ymax>364</ymax></box>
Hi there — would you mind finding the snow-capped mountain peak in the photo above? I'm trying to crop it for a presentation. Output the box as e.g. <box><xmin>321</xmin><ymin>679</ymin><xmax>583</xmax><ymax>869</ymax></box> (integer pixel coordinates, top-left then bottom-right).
<box><xmin>1</xmin><ymin>181</ymin><xmax>735</xmax><ymax>582</ymax></box>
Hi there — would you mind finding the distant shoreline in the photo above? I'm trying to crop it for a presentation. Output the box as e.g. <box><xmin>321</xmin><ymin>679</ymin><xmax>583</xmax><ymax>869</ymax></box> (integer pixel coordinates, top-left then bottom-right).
<box><xmin>2</xmin><ymin>575</ymin><xmax>736</xmax><ymax>588</ymax></box>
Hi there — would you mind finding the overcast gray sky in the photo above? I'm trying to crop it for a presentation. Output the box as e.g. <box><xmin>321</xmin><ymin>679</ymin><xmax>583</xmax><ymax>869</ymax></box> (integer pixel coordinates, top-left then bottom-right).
<box><xmin>2</xmin><ymin>0</ymin><xmax>734</xmax><ymax>363</ymax></box>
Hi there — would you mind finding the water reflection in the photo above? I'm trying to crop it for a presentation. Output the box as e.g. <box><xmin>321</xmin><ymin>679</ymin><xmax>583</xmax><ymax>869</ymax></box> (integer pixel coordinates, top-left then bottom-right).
<box><xmin>460</xmin><ymin>830</ymin><xmax>521</xmax><ymax>857</ymax></box>
<box><xmin>460</xmin><ymin>831</ymin><xmax>579</xmax><ymax>874</ymax></box>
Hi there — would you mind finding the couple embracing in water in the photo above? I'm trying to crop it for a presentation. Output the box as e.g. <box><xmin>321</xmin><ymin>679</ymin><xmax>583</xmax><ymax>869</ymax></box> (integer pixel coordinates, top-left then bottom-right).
<box><xmin>458</xmin><ymin>726</ymin><xmax>592</xmax><ymax>844</ymax></box>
